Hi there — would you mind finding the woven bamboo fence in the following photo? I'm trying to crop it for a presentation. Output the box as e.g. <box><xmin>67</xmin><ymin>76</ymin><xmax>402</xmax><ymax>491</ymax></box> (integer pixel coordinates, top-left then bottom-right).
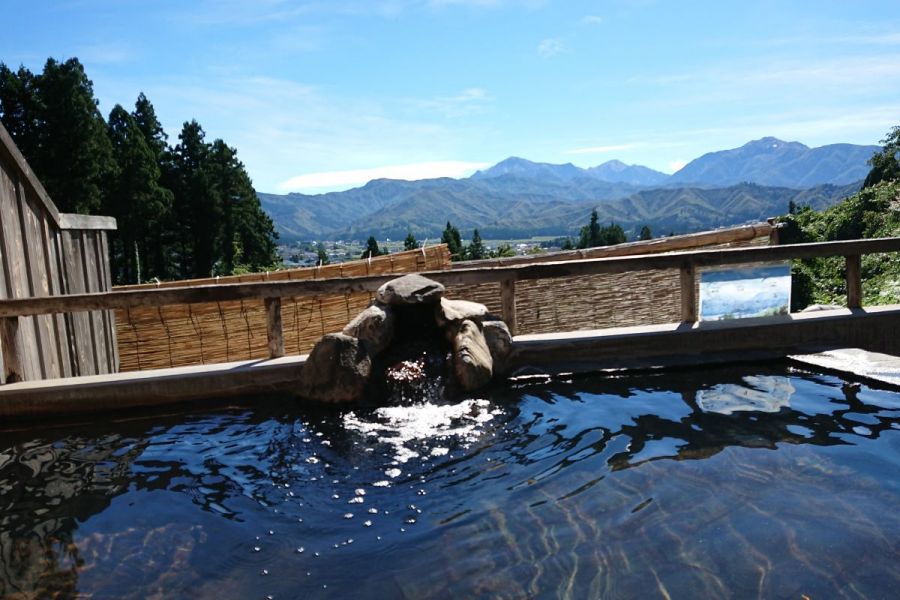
<box><xmin>115</xmin><ymin>246</ymin><xmax>451</xmax><ymax>371</ymax></box>
<box><xmin>446</xmin><ymin>229</ymin><xmax>773</xmax><ymax>335</ymax></box>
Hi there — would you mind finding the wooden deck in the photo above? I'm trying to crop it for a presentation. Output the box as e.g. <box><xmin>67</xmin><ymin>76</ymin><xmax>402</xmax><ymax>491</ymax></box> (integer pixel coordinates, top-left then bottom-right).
<box><xmin>3</xmin><ymin>305</ymin><xmax>899</xmax><ymax>418</ymax></box>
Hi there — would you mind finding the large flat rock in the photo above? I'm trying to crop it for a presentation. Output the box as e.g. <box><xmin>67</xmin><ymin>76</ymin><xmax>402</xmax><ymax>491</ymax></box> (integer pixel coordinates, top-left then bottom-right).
<box><xmin>790</xmin><ymin>348</ymin><xmax>900</xmax><ymax>389</ymax></box>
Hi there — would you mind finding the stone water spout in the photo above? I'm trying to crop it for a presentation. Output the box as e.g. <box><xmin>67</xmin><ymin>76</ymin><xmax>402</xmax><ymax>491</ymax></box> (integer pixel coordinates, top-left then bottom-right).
<box><xmin>297</xmin><ymin>274</ymin><xmax>512</xmax><ymax>403</ymax></box>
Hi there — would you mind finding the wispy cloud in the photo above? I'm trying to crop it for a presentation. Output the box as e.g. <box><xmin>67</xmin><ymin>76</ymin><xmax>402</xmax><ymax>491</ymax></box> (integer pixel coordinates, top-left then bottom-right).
<box><xmin>277</xmin><ymin>160</ymin><xmax>490</xmax><ymax>192</ymax></box>
<box><xmin>581</xmin><ymin>15</ymin><xmax>604</xmax><ymax>25</ymax></box>
<box><xmin>537</xmin><ymin>37</ymin><xmax>564</xmax><ymax>57</ymax></box>
<box><xmin>567</xmin><ymin>143</ymin><xmax>635</xmax><ymax>154</ymax></box>
<box><xmin>411</xmin><ymin>87</ymin><xmax>492</xmax><ymax>117</ymax></box>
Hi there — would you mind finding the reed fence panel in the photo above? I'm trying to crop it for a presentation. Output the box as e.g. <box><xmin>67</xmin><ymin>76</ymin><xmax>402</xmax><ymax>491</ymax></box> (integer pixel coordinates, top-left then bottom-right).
<box><xmin>115</xmin><ymin>246</ymin><xmax>451</xmax><ymax>371</ymax></box>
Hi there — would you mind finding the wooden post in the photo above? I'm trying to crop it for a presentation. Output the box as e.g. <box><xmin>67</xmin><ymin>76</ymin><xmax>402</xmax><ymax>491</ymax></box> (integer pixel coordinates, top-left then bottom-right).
<box><xmin>0</xmin><ymin>317</ymin><xmax>22</xmax><ymax>383</ymax></box>
<box><xmin>846</xmin><ymin>254</ymin><xmax>862</xmax><ymax>309</ymax></box>
<box><xmin>500</xmin><ymin>276</ymin><xmax>517</xmax><ymax>336</ymax></box>
<box><xmin>265</xmin><ymin>297</ymin><xmax>284</xmax><ymax>358</ymax></box>
<box><xmin>680</xmin><ymin>263</ymin><xmax>697</xmax><ymax>323</ymax></box>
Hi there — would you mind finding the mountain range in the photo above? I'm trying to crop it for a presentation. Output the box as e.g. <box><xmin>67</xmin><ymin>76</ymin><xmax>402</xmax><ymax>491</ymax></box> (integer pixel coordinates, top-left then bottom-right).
<box><xmin>259</xmin><ymin>137</ymin><xmax>878</xmax><ymax>241</ymax></box>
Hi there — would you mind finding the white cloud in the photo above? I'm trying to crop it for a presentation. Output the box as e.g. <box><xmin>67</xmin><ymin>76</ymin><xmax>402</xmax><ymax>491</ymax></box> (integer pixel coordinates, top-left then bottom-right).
<box><xmin>567</xmin><ymin>143</ymin><xmax>635</xmax><ymax>154</ymax></box>
<box><xmin>537</xmin><ymin>38</ymin><xmax>564</xmax><ymax>58</ymax></box>
<box><xmin>667</xmin><ymin>159</ymin><xmax>688</xmax><ymax>173</ymax></box>
<box><xmin>581</xmin><ymin>15</ymin><xmax>604</xmax><ymax>25</ymax></box>
<box><xmin>277</xmin><ymin>160</ymin><xmax>491</xmax><ymax>192</ymax></box>
<box><xmin>412</xmin><ymin>87</ymin><xmax>492</xmax><ymax>117</ymax></box>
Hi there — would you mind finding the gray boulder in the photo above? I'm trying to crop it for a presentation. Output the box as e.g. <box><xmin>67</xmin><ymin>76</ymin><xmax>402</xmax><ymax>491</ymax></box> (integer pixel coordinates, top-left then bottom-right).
<box><xmin>298</xmin><ymin>333</ymin><xmax>372</xmax><ymax>403</ymax></box>
<box><xmin>343</xmin><ymin>302</ymin><xmax>394</xmax><ymax>355</ymax></box>
<box><xmin>452</xmin><ymin>319</ymin><xmax>493</xmax><ymax>392</ymax></box>
<box><xmin>483</xmin><ymin>319</ymin><xmax>512</xmax><ymax>369</ymax></box>
<box><xmin>376</xmin><ymin>274</ymin><xmax>444</xmax><ymax>306</ymax></box>
<box><xmin>436</xmin><ymin>297</ymin><xmax>489</xmax><ymax>327</ymax></box>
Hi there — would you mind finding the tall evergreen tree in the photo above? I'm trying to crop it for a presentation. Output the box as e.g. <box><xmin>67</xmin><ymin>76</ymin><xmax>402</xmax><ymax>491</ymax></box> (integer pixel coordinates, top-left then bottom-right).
<box><xmin>638</xmin><ymin>225</ymin><xmax>653</xmax><ymax>241</ymax></box>
<box><xmin>0</xmin><ymin>64</ymin><xmax>41</xmax><ymax>161</ymax></box>
<box><xmin>35</xmin><ymin>58</ymin><xmax>115</xmax><ymax>213</ymax></box>
<box><xmin>361</xmin><ymin>236</ymin><xmax>382</xmax><ymax>258</ymax></box>
<box><xmin>441</xmin><ymin>221</ymin><xmax>463</xmax><ymax>260</ymax></box>
<box><xmin>467</xmin><ymin>229</ymin><xmax>486</xmax><ymax>260</ymax></box>
<box><xmin>0</xmin><ymin>58</ymin><xmax>114</xmax><ymax>213</ymax></box>
<box><xmin>105</xmin><ymin>104</ymin><xmax>172</xmax><ymax>284</ymax></box>
<box><xmin>131</xmin><ymin>93</ymin><xmax>176</xmax><ymax>280</ymax></box>
<box><xmin>403</xmin><ymin>231</ymin><xmax>418</xmax><ymax>251</ymax></box>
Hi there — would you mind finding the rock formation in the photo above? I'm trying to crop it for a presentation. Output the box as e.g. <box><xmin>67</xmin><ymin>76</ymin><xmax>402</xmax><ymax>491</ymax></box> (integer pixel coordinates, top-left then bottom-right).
<box><xmin>297</xmin><ymin>274</ymin><xmax>512</xmax><ymax>403</ymax></box>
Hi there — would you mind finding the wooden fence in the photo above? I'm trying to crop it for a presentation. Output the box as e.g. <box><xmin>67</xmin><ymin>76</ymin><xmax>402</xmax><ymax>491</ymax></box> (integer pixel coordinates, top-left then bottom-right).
<box><xmin>447</xmin><ymin>223</ymin><xmax>774</xmax><ymax>335</ymax></box>
<box><xmin>3</xmin><ymin>237</ymin><xmax>899</xmax><ymax>373</ymax></box>
<box><xmin>113</xmin><ymin>245</ymin><xmax>451</xmax><ymax>371</ymax></box>
<box><xmin>0</xmin><ymin>122</ymin><xmax>117</xmax><ymax>383</ymax></box>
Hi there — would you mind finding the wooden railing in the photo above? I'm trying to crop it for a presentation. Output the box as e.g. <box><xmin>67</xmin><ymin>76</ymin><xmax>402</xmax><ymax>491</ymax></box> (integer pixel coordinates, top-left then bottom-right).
<box><xmin>2</xmin><ymin>237</ymin><xmax>899</xmax><ymax>372</ymax></box>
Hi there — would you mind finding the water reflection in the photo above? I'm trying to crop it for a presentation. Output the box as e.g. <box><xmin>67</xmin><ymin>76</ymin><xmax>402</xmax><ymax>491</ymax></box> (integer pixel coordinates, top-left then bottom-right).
<box><xmin>0</xmin><ymin>363</ymin><xmax>899</xmax><ymax>598</ymax></box>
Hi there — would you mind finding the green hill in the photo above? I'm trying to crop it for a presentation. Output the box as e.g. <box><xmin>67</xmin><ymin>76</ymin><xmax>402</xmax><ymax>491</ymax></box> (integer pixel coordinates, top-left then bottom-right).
<box><xmin>777</xmin><ymin>179</ymin><xmax>900</xmax><ymax>309</ymax></box>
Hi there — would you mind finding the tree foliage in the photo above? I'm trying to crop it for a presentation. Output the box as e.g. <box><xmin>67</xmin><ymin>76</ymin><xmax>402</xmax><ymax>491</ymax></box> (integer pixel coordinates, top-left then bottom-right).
<box><xmin>638</xmin><ymin>225</ymin><xmax>653</xmax><ymax>241</ymax></box>
<box><xmin>361</xmin><ymin>236</ymin><xmax>384</xmax><ymax>258</ymax></box>
<box><xmin>467</xmin><ymin>229</ymin><xmax>486</xmax><ymax>260</ymax></box>
<box><xmin>0</xmin><ymin>58</ymin><xmax>279</xmax><ymax>284</ymax></box>
<box><xmin>776</xmin><ymin>179</ymin><xmax>900</xmax><ymax>309</ymax></box>
<box><xmin>403</xmin><ymin>231</ymin><xmax>418</xmax><ymax>251</ymax></box>
<box><xmin>863</xmin><ymin>126</ymin><xmax>900</xmax><ymax>189</ymax></box>
<box><xmin>577</xmin><ymin>209</ymin><xmax>626</xmax><ymax>248</ymax></box>
<box><xmin>441</xmin><ymin>221</ymin><xmax>464</xmax><ymax>260</ymax></box>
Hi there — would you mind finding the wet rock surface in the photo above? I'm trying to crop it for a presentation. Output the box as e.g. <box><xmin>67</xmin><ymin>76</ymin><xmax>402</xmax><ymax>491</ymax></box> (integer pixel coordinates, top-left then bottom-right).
<box><xmin>297</xmin><ymin>333</ymin><xmax>372</xmax><ymax>403</ymax></box>
<box><xmin>376</xmin><ymin>274</ymin><xmax>445</xmax><ymax>306</ymax></box>
<box><xmin>299</xmin><ymin>274</ymin><xmax>510</xmax><ymax>403</ymax></box>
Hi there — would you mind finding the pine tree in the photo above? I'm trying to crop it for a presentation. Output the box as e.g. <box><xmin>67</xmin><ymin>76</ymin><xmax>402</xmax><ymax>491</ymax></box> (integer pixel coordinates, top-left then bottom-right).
<box><xmin>467</xmin><ymin>229</ymin><xmax>486</xmax><ymax>260</ymax></box>
<box><xmin>131</xmin><ymin>93</ymin><xmax>176</xmax><ymax>279</ymax></box>
<box><xmin>639</xmin><ymin>225</ymin><xmax>653</xmax><ymax>241</ymax></box>
<box><xmin>403</xmin><ymin>231</ymin><xmax>418</xmax><ymax>251</ymax></box>
<box><xmin>361</xmin><ymin>236</ymin><xmax>382</xmax><ymax>258</ymax></box>
<box><xmin>0</xmin><ymin>64</ymin><xmax>41</xmax><ymax>161</ymax></box>
<box><xmin>441</xmin><ymin>221</ymin><xmax>463</xmax><ymax>260</ymax></box>
<box><xmin>0</xmin><ymin>58</ymin><xmax>114</xmax><ymax>214</ymax></box>
<box><xmin>105</xmin><ymin>104</ymin><xmax>172</xmax><ymax>284</ymax></box>
<box><xmin>34</xmin><ymin>58</ymin><xmax>115</xmax><ymax>213</ymax></box>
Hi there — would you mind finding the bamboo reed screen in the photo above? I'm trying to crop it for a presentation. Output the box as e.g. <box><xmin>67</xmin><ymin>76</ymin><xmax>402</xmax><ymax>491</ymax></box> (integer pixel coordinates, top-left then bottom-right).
<box><xmin>446</xmin><ymin>234</ymin><xmax>772</xmax><ymax>335</ymax></box>
<box><xmin>115</xmin><ymin>245</ymin><xmax>451</xmax><ymax>371</ymax></box>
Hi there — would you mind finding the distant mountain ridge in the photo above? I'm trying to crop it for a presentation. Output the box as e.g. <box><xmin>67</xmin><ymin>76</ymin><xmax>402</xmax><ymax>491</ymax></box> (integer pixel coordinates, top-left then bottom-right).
<box><xmin>259</xmin><ymin>136</ymin><xmax>876</xmax><ymax>241</ymax></box>
<box><xmin>670</xmin><ymin>137</ymin><xmax>878</xmax><ymax>187</ymax></box>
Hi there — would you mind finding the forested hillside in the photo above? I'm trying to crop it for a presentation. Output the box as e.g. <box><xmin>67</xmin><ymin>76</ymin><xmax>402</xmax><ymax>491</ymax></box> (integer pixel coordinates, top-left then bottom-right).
<box><xmin>777</xmin><ymin>127</ymin><xmax>900</xmax><ymax>309</ymax></box>
<box><xmin>0</xmin><ymin>58</ymin><xmax>279</xmax><ymax>284</ymax></box>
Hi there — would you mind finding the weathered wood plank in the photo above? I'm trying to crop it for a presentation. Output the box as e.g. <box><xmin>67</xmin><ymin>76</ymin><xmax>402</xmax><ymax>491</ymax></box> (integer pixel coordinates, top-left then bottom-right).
<box><xmin>500</xmin><ymin>277</ymin><xmax>517</xmax><ymax>336</ymax></box>
<box><xmin>40</xmin><ymin>209</ymin><xmax>73</xmax><ymax>377</ymax></box>
<box><xmin>58</xmin><ymin>213</ymin><xmax>117</xmax><ymax>231</ymax></box>
<box><xmin>62</xmin><ymin>230</ymin><xmax>96</xmax><ymax>376</ymax></box>
<box><xmin>2</xmin><ymin>173</ymin><xmax>39</xmax><ymax>380</ymax></box>
<box><xmin>20</xmin><ymin>185</ymin><xmax>59</xmax><ymax>378</ymax></box>
<box><xmin>81</xmin><ymin>231</ymin><xmax>107</xmax><ymax>373</ymax></box>
<box><xmin>0</xmin><ymin>317</ymin><xmax>22</xmax><ymax>383</ymax></box>
<box><xmin>98</xmin><ymin>232</ymin><xmax>118</xmax><ymax>372</ymax></box>
<box><xmin>680</xmin><ymin>263</ymin><xmax>697</xmax><ymax>322</ymax></box>
<box><xmin>265</xmin><ymin>297</ymin><xmax>284</xmax><ymax>358</ymax></box>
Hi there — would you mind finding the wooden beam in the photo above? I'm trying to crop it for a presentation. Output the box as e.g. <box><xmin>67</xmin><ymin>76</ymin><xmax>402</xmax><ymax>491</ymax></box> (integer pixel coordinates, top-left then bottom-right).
<box><xmin>455</xmin><ymin>222</ymin><xmax>774</xmax><ymax>269</ymax></box>
<box><xmin>58</xmin><ymin>213</ymin><xmax>117</xmax><ymax>231</ymax></box>
<box><xmin>500</xmin><ymin>276</ymin><xmax>517</xmax><ymax>336</ymax></box>
<box><xmin>680</xmin><ymin>263</ymin><xmax>697</xmax><ymax>322</ymax></box>
<box><xmin>265</xmin><ymin>297</ymin><xmax>284</xmax><ymax>358</ymax></box>
<box><xmin>846</xmin><ymin>254</ymin><xmax>862</xmax><ymax>309</ymax></box>
<box><xmin>2</xmin><ymin>237</ymin><xmax>900</xmax><ymax>318</ymax></box>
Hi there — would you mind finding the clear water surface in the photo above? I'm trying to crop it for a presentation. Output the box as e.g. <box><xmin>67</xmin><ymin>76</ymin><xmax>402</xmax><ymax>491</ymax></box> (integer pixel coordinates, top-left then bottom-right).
<box><xmin>2</xmin><ymin>363</ymin><xmax>900</xmax><ymax>599</ymax></box>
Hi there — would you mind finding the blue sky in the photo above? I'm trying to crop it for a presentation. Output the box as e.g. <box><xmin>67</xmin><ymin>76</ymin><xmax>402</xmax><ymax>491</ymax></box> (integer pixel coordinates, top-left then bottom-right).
<box><xmin>2</xmin><ymin>0</ymin><xmax>899</xmax><ymax>193</ymax></box>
